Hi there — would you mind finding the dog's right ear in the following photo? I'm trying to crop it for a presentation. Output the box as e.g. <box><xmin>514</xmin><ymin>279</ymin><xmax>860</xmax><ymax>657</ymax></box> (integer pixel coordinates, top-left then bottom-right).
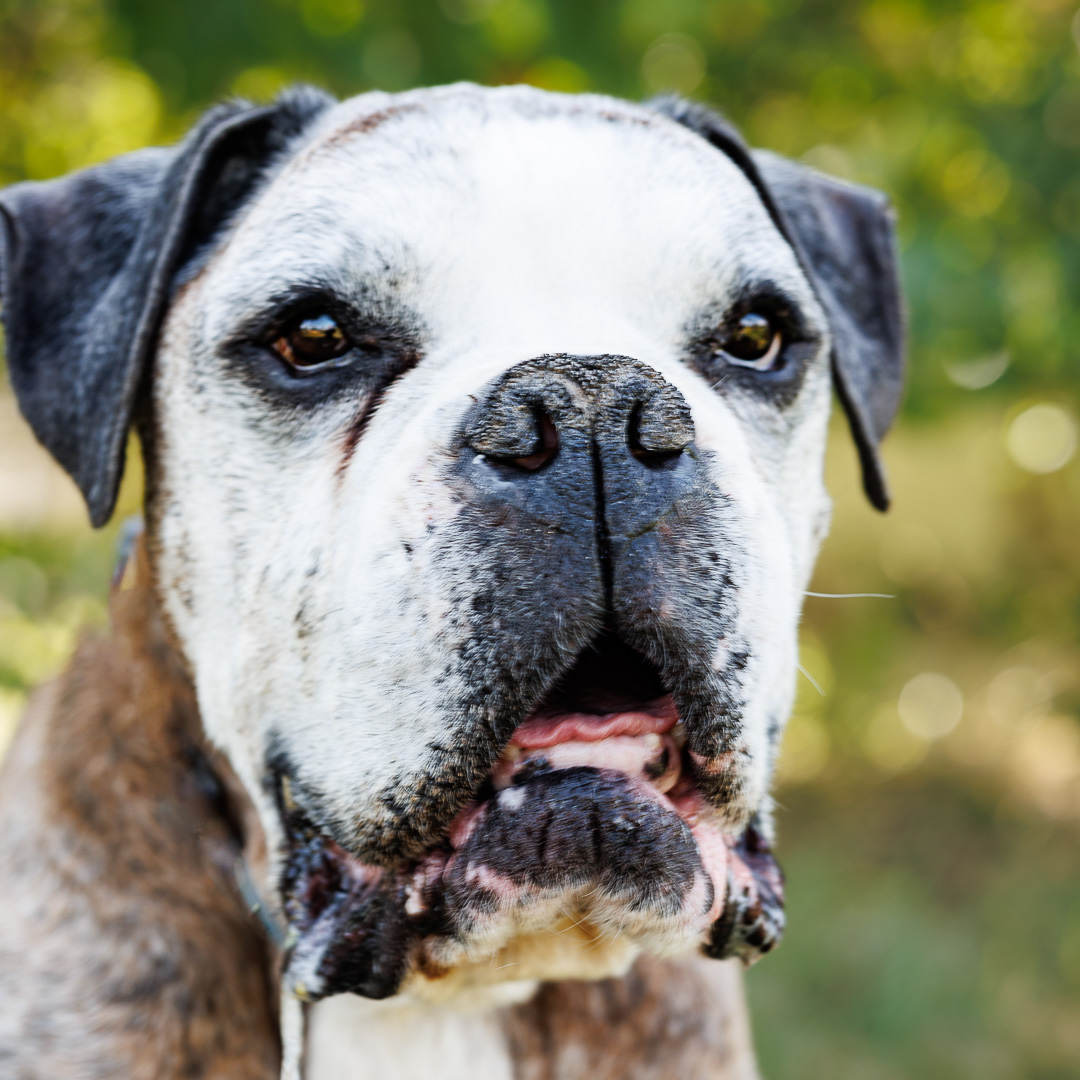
<box><xmin>0</xmin><ymin>86</ymin><xmax>335</xmax><ymax>527</ymax></box>
<box><xmin>651</xmin><ymin>97</ymin><xmax>905</xmax><ymax>511</ymax></box>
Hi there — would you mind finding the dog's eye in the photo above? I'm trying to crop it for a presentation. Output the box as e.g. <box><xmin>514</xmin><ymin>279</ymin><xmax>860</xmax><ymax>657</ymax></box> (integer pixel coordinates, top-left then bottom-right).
<box><xmin>719</xmin><ymin>314</ymin><xmax>782</xmax><ymax>372</ymax></box>
<box><xmin>273</xmin><ymin>314</ymin><xmax>351</xmax><ymax>369</ymax></box>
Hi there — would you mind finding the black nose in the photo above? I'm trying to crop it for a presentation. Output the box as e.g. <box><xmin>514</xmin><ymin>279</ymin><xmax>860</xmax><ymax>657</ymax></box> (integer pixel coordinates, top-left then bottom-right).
<box><xmin>464</xmin><ymin>354</ymin><xmax>694</xmax><ymax>470</ymax></box>
<box><xmin>458</xmin><ymin>355</ymin><xmax>702</xmax><ymax>603</ymax></box>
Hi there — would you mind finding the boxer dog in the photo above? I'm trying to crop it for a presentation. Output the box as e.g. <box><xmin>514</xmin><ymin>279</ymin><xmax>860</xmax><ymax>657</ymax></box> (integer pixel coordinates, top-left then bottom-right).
<box><xmin>0</xmin><ymin>83</ymin><xmax>903</xmax><ymax>1078</ymax></box>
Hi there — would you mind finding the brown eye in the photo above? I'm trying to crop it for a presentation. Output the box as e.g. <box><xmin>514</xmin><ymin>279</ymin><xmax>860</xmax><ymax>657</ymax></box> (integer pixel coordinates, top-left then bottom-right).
<box><xmin>720</xmin><ymin>313</ymin><xmax>782</xmax><ymax>371</ymax></box>
<box><xmin>273</xmin><ymin>314</ymin><xmax>350</xmax><ymax>369</ymax></box>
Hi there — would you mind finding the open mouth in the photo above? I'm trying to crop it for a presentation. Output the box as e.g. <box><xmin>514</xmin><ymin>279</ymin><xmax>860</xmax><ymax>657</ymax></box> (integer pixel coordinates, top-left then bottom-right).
<box><xmin>279</xmin><ymin>636</ymin><xmax>784</xmax><ymax>1002</ymax></box>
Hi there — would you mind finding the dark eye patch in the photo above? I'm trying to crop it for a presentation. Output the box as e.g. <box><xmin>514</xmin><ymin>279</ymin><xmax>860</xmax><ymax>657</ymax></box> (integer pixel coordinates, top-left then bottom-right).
<box><xmin>685</xmin><ymin>283</ymin><xmax>822</xmax><ymax>408</ymax></box>
<box><xmin>219</xmin><ymin>285</ymin><xmax>423</xmax><ymax>412</ymax></box>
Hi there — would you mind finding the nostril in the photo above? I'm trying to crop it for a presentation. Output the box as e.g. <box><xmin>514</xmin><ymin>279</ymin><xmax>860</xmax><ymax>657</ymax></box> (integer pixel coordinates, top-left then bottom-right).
<box><xmin>510</xmin><ymin>411</ymin><xmax>559</xmax><ymax>471</ymax></box>
<box><xmin>627</xmin><ymin>403</ymin><xmax>686</xmax><ymax>467</ymax></box>
<box><xmin>492</xmin><ymin>410</ymin><xmax>559</xmax><ymax>472</ymax></box>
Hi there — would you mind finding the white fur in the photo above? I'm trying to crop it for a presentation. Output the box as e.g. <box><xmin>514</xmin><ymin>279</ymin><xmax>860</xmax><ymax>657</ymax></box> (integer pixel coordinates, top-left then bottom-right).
<box><xmin>306</xmin><ymin>993</ymin><xmax>519</xmax><ymax>1080</ymax></box>
<box><xmin>149</xmin><ymin>84</ymin><xmax>833</xmax><ymax>1068</ymax></box>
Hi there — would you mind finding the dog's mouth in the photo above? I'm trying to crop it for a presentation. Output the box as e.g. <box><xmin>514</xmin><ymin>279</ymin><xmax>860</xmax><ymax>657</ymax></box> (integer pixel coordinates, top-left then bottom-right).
<box><xmin>279</xmin><ymin>636</ymin><xmax>784</xmax><ymax>1002</ymax></box>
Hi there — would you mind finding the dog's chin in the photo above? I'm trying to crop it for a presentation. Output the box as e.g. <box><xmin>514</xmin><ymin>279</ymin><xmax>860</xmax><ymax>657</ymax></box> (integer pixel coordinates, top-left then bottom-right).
<box><xmin>278</xmin><ymin>642</ymin><xmax>785</xmax><ymax>1003</ymax></box>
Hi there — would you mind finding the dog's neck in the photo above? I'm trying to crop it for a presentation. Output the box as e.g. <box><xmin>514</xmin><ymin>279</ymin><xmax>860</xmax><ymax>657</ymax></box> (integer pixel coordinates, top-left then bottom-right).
<box><xmin>0</xmin><ymin>544</ymin><xmax>759</xmax><ymax>1079</ymax></box>
<box><xmin>0</xmin><ymin>541</ymin><xmax>281</xmax><ymax>1075</ymax></box>
<box><xmin>303</xmin><ymin>955</ymin><xmax>758</xmax><ymax>1080</ymax></box>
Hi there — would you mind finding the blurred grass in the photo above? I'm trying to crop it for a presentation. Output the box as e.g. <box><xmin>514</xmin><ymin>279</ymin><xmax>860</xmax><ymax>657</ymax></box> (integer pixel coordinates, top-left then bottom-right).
<box><xmin>750</xmin><ymin>779</ymin><xmax>1080</xmax><ymax>1079</ymax></box>
<box><xmin>1</xmin><ymin>0</ymin><xmax>1078</xmax><ymax>1075</ymax></box>
<box><xmin>754</xmin><ymin>403</ymin><xmax>1080</xmax><ymax>1078</ymax></box>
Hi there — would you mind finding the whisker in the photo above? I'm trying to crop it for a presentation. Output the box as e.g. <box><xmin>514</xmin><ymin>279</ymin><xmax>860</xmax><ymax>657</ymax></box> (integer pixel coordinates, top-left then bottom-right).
<box><xmin>556</xmin><ymin>911</ymin><xmax>592</xmax><ymax>935</ymax></box>
<box><xmin>796</xmin><ymin>663</ymin><xmax>825</xmax><ymax>696</ymax></box>
<box><xmin>583</xmin><ymin>920</ymin><xmax>622</xmax><ymax>952</ymax></box>
<box><xmin>602</xmin><ymin>924</ymin><xmax>624</xmax><ymax>949</ymax></box>
<box><xmin>805</xmin><ymin>591</ymin><xmax>894</xmax><ymax>599</ymax></box>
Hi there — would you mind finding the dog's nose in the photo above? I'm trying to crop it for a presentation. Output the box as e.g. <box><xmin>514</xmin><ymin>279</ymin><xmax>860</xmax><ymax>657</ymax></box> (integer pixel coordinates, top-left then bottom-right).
<box><xmin>464</xmin><ymin>353</ymin><xmax>694</xmax><ymax>464</ymax></box>
<box><xmin>459</xmin><ymin>354</ymin><xmax>699</xmax><ymax>545</ymax></box>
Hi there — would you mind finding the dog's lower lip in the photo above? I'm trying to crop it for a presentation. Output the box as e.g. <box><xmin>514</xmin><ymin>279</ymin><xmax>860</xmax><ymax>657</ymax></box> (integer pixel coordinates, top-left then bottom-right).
<box><xmin>279</xmin><ymin>683</ymin><xmax>753</xmax><ymax>1000</ymax></box>
<box><xmin>279</xmin><ymin>712</ymin><xmax>784</xmax><ymax>1000</ymax></box>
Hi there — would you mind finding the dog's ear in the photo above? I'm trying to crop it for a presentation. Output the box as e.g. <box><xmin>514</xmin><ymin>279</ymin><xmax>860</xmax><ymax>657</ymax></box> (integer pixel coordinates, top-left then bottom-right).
<box><xmin>0</xmin><ymin>86</ymin><xmax>335</xmax><ymax>527</ymax></box>
<box><xmin>750</xmin><ymin>150</ymin><xmax>905</xmax><ymax>510</ymax></box>
<box><xmin>651</xmin><ymin>98</ymin><xmax>905</xmax><ymax>511</ymax></box>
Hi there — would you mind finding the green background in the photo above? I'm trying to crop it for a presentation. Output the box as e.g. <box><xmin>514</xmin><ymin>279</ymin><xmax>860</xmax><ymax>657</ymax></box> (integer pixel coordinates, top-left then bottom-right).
<box><xmin>1</xmin><ymin>0</ymin><xmax>1078</xmax><ymax>1075</ymax></box>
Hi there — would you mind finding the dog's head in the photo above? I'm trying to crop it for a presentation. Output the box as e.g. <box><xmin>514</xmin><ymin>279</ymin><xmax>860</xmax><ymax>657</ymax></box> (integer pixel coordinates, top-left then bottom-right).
<box><xmin>0</xmin><ymin>85</ymin><xmax>903</xmax><ymax>1000</ymax></box>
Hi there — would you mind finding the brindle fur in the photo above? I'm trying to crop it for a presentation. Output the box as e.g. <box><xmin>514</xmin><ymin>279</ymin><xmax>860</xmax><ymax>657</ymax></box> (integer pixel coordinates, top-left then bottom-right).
<box><xmin>0</xmin><ymin>544</ymin><xmax>757</xmax><ymax>1077</ymax></box>
<box><xmin>0</xmin><ymin>545</ymin><xmax>279</xmax><ymax>1077</ymax></box>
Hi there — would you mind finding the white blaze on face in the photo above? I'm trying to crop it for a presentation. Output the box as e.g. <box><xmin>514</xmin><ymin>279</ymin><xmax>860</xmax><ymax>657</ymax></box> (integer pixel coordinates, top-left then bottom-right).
<box><xmin>151</xmin><ymin>84</ymin><xmax>832</xmax><ymax>878</ymax></box>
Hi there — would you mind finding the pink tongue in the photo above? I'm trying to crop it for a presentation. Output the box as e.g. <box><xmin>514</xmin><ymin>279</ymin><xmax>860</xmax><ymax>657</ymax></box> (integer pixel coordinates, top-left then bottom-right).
<box><xmin>511</xmin><ymin>697</ymin><xmax>678</xmax><ymax>748</ymax></box>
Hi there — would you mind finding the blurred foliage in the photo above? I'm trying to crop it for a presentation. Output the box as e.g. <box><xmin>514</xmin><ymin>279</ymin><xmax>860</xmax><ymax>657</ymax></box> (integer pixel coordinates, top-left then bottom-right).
<box><xmin>0</xmin><ymin>0</ymin><xmax>1078</xmax><ymax>1076</ymax></box>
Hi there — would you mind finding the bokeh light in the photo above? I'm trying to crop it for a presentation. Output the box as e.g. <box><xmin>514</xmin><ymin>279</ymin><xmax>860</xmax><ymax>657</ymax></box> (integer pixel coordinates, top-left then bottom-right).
<box><xmin>1006</xmin><ymin>402</ymin><xmax>1078</xmax><ymax>474</ymax></box>
<box><xmin>898</xmin><ymin>672</ymin><xmax>964</xmax><ymax>739</ymax></box>
<box><xmin>641</xmin><ymin>34</ymin><xmax>705</xmax><ymax>94</ymax></box>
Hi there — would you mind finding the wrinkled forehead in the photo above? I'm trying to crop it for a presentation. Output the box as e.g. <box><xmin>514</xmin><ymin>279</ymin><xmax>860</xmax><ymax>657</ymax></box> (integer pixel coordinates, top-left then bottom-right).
<box><xmin>204</xmin><ymin>85</ymin><xmax>815</xmax><ymax>346</ymax></box>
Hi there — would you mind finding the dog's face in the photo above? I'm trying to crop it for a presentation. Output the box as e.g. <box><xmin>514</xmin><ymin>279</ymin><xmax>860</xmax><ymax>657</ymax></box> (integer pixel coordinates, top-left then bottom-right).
<box><xmin>0</xmin><ymin>84</ymin><xmax>903</xmax><ymax>1001</ymax></box>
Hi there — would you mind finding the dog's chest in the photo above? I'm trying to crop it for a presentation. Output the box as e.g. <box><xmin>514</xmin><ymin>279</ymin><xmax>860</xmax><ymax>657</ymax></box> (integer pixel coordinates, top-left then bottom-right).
<box><xmin>306</xmin><ymin>995</ymin><xmax>515</xmax><ymax>1080</ymax></box>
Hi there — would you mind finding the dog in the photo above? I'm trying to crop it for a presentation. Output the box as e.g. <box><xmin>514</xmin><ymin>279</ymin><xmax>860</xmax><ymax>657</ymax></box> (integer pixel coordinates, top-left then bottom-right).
<box><xmin>0</xmin><ymin>83</ymin><xmax>903</xmax><ymax>1078</ymax></box>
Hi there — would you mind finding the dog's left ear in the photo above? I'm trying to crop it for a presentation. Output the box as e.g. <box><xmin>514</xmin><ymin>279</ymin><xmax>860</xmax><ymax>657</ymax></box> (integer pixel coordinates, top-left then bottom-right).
<box><xmin>652</xmin><ymin>98</ymin><xmax>905</xmax><ymax>510</ymax></box>
<box><xmin>0</xmin><ymin>86</ymin><xmax>335</xmax><ymax>527</ymax></box>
